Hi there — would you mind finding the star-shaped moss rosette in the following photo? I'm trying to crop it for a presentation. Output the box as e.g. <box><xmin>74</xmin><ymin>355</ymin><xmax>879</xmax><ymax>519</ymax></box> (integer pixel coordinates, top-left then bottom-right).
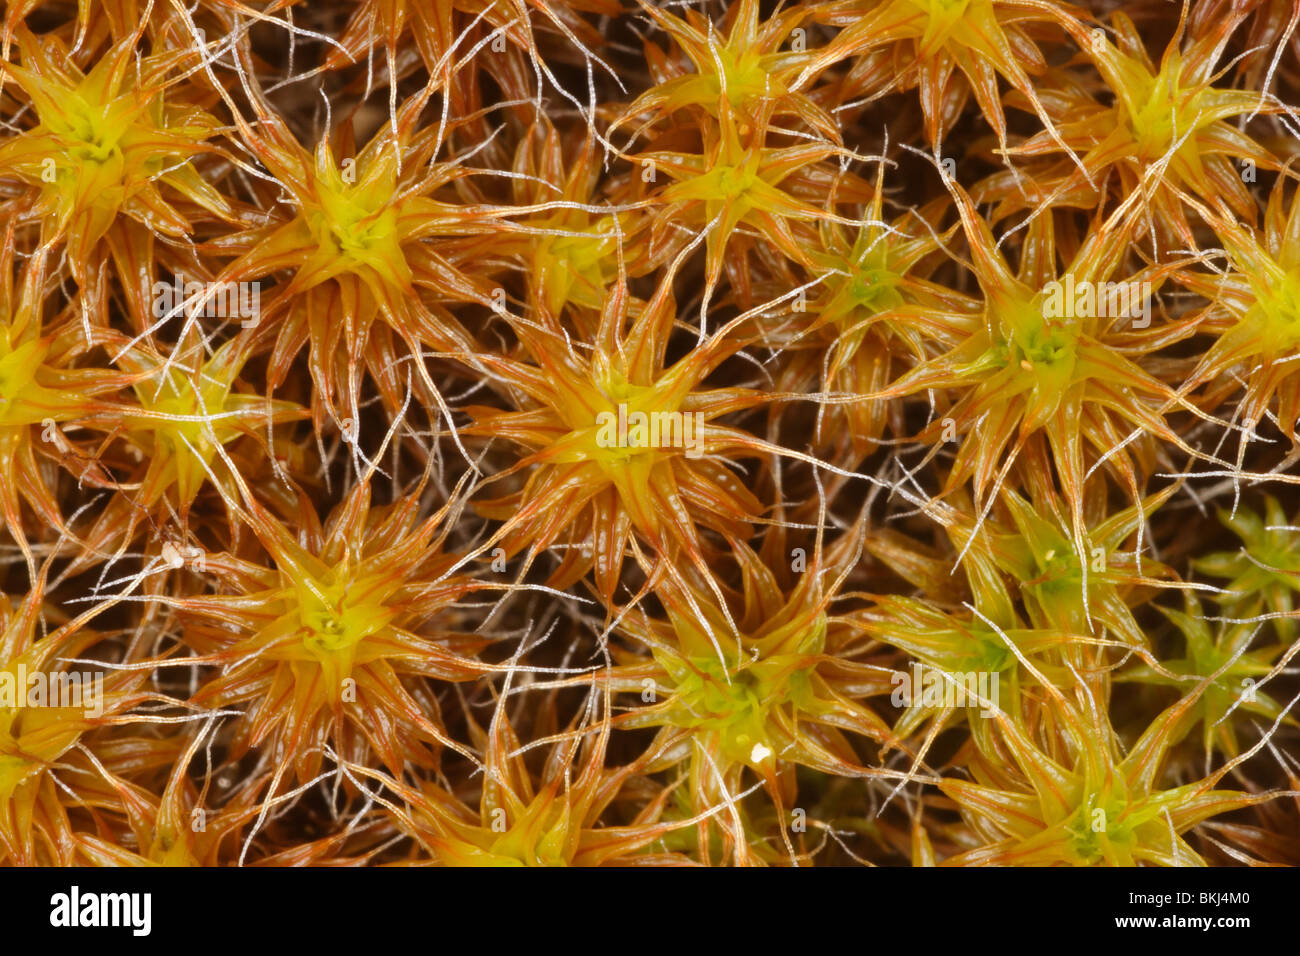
<box><xmin>0</xmin><ymin>24</ymin><xmax>234</xmax><ymax>325</ymax></box>
<box><xmin>173</xmin><ymin>478</ymin><xmax>495</xmax><ymax>786</ymax></box>
<box><xmin>799</xmin><ymin>0</ymin><xmax>1087</xmax><ymax>150</ymax></box>
<box><xmin>938</xmin><ymin>678</ymin><xmax>1279</xmax><ymax>865</ymax></box>
<box><xmin>595</xmin><ymin>533</ymin><xmax>903</xmax><ymax>859</ymax></box>
<box><xmin>762</xmin><ymin>168</ymin><xmax>973</xmax><ymax>462</ymax></box>
<box><xmin>0</xmin><ymin>569</ymin><xmax>179</xmax><ymax>865</ymax></box>
<box><xmin>632</xmin><ymin>103</ymin><xmax>871</xmax><ymax>305</ymax></box>
<box><xmin>202</xmin><ymin>79</ymin><xmax>510</xmax><ymax>425</ymax></box>
<box><xmin>461</xmin><ymin>263</ymin><xmax>772</xmax><ymax>604</ymax></box>
<box><xmin>1193</xmin><ymin>496</ymin><xmax>1300</xmax><ymax>641</ymax></box>
<box><xmin>872</xmin><ymin>181</ymin><xmax>1212</xmax><ymax>546</ymax></box>
<box><xmin>374</xmin><ymin>687</ymin><xmax>698</xmax><ymax>867</ymax></box>
<box><xmin>0</xmin><ymin>237</ymin><xmax>131</xmax><ymax>562</ymax></box>
<box><xmin>492</xmin><ymin>119</ymin><xmax>644</xmax><ymax>323</ymax></box>
<box><xmin>609</xmin><ymin>0</ymin><xmax>839</xmax><ymax>142</ymax></box>
<box><xmin>1116</xmin><ymin>591</ymin><xmax>1294</xmax><ymax>759</ymax></box>
<box><xmin>1176</xmin><ymin>191</ymin><xmax>1300</xmax><ymax>451</ymax></box>
<box><xmin>112</xmin><ymin>333</ymin><xmax>306</xmax><ymax>522</ymax></box>
<box><xmin>946</xmin><ymin>483</ymin><xmax>1180</xmax><ymax>669</ymax></box>
<box><xmin>994</xmin><ymin>9</ymin><xmax>1285</xmax><ymax>245</ymax></box>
